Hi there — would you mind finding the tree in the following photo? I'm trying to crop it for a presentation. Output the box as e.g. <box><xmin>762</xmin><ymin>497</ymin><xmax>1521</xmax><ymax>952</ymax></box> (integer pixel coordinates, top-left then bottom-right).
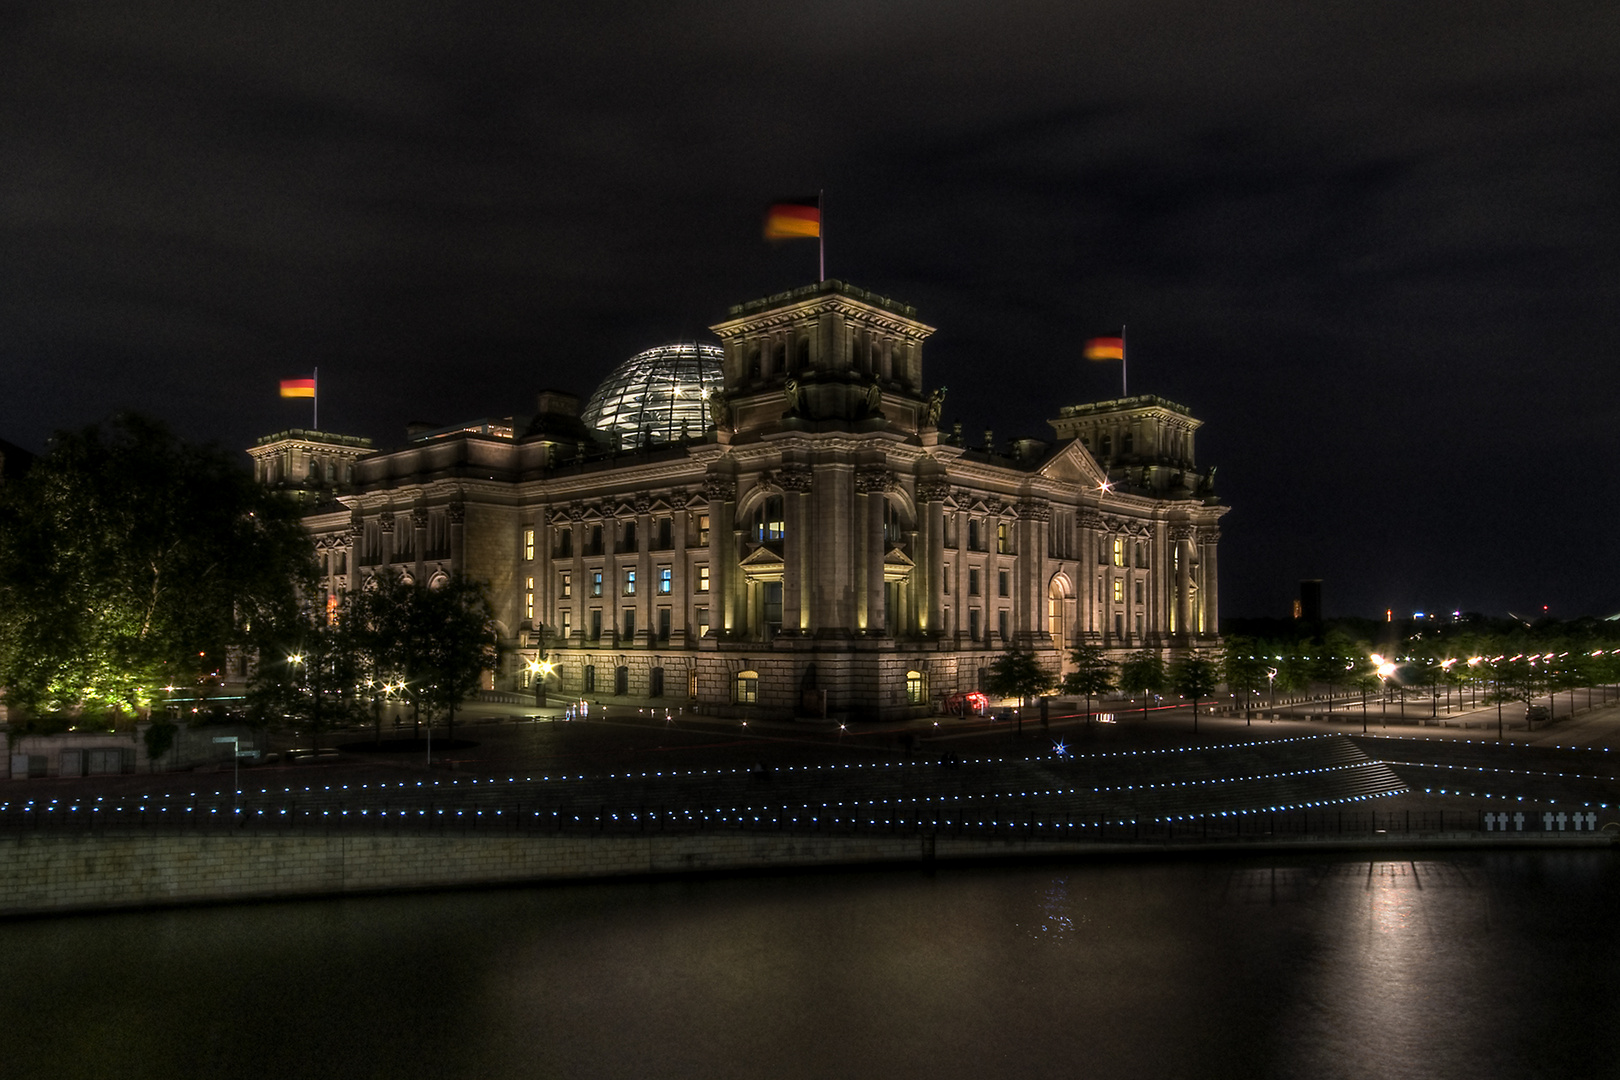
<box><xmin>983</xmin><ymin>649</ymin><xmax>1056</xmax><ymax>733</ymax></box>
<box><xmin>344</xmin><ymin>569</ymin><xmax>494</xmax><ymax>748</ymax></box>
<box><xmin>0</xmin><ymin>414</ymin><xmax>313</xmax><ymax>727</ymax></box>
<box><xmin>1061</xmin><ymin>645</ymin><xmax>1115</xmax><ymax>724</ymax></box>
<box><xmin>1169</xmin><ymin>652</ymin><xmax>1221</xmax><ymax>733</ymax></box>
<box><xmin>1117</xmin><ymin>650</ymin><xmax>1166</xmax><ymax>723</ymax></box>
<box><xmin>247</xmin><ymin>606</ymin><xmax>367</xmax><ymax>750</ymax></box>
<box><xmin>1221</xmin><ymin>636</ymin><xmax>1269</xmax><ymax>722</ymax></box>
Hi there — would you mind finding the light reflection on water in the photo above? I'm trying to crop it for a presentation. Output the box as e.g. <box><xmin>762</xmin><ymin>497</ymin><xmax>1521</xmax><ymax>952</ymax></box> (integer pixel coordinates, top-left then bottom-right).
<box><xmin>1</xmin><ymin>852</ymin><xmax>1616</xmax><ymax>1079</ymax></box>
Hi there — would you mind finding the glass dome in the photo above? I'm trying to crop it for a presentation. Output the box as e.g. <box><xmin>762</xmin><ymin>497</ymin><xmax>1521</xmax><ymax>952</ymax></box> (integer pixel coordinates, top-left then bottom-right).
<box><xmin>581</xmin><ymin>342</ymin><xmax>724</xmax><ymax>449</ymax></box>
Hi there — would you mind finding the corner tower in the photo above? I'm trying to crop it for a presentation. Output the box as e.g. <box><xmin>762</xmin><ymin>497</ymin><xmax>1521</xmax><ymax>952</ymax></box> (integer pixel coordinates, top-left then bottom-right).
<box><xmin>708</xmin><ymin>279</ymin><xmax>937</xmax><ymax>437</ymax></box>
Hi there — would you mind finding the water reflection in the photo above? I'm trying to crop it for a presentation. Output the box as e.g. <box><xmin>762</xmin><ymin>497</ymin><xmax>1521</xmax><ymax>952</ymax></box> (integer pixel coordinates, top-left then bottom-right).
<box><xmin>0</xmin><ymin>853</ymin><xmax>1615</xmax><ymax>1079</ymax></box>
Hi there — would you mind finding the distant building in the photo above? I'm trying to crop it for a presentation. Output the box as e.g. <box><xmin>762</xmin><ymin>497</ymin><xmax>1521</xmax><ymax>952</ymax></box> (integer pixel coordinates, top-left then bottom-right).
<box><xmin>262</xmin><ymin>280</ymin><xmax>1227</xmax><ymax>720</ymax></box>
<box><xmin>1298</xmin><ymin>579</ymin><xmax>1323</xmax><ymax>623</ymax></box>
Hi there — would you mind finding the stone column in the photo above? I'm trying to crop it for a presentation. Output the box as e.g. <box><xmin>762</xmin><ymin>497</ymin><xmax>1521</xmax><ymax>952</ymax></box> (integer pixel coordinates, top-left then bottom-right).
<box><xmin>378</xmin><ymin>511</ymin><xmax>395</xmax><ymax>568</ymax></box>
<box><xmin>856</xmin><ymin>466</ymin><xmax>891</xmax><ymax>634</ymax></box>
<box><xmin>411</xmin><ymin>508</ymin><xmax>428</xmax><ymax>583</ymax></box>
<box><xmin>670</xmin><ymin>495</ymin><xmax>690</xmax><ymax>646</ymax></box>
<box><xmin>448</xmin><ymin>502</ymin><xmax>465</xmax><ymax>572</ymax></box>
<box><xmin>704</xmin><ymin>475</ymin><xmax>737</xmax><ymax>637</ymax></box>
<box><xmin>1171</xmin><ymin>525</ymin><xmax>1194</xmax><ymax>642</ymax></box>
<box><xmin>1198</xmin><ymin>526</ymin><xmax>1220</xmax><ymax>640</ymax></box>
<box><xmin>919</xmin><ymin>478</ymin><xmax>947</xmax><ymax>638</ymax></box>
<box><xmin>1079</xmin><ymin>510</ymin><xmax>1102</xmax><ymax>638</ymax></box>
<box><xmin>780</xmin><ymin>465</ymin><xmax>813</xmax><ymax>633</ymax></box>
<box><xmin>1015</xmin><ymin>500</ymin><xmax>1050</xmax><ymax>645</ymax></box>
<box><xmin>635</xmin><ymin>496</ymin><xmax>653</xmax><ymax>647</ymax></box>
<box><xmin>569</xmin><ymin>511</ymin><xmax>586</xmax><ymax>646</ymax></box>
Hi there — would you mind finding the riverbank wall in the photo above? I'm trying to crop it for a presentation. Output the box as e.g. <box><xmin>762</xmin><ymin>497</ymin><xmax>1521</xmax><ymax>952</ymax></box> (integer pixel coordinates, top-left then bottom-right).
<box><xmin>0</xmin><ymin>829</ymin><xmax>1612</xmax><ymax>918</ymax></box>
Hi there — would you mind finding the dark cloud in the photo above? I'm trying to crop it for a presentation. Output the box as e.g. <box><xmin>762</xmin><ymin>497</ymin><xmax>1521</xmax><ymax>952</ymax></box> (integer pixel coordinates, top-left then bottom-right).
<box><xmin>2</xmin><ymin>1</ymin><xmax>1617</xmax><ymax>618</ymax></box>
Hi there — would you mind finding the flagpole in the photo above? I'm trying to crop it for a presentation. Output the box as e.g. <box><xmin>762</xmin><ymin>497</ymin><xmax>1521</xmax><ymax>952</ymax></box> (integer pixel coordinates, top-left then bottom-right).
<box><xmin>313</xmin><ymin>366</ymin><xmax>319</xmax><ymax>431</ymax></box>
<box><xmin>818</xmin><ymin>187</ymin><xmax>825</xmax><ymax>282</ymax></box>
<box><xmin>1120</xmin><ymin>326</ymin><xmax>1127</xmax><ymax>398</ymax></box>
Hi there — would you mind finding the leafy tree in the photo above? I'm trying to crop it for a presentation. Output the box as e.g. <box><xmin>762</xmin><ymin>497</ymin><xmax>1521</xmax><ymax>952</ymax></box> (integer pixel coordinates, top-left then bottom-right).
<box><xmin>1061</xmin><ymin>645</ymin><xmax>1115</xmax><ymax>724</ymax></box>
<box><xmin>984</xmin><ymin>649</ymin><xmax>1056</xmax><ymax>733</ymax></box>
<box><xmin>1169</xmin><ymin>651</ymin><xmax>1221</xmax><ymax>733</ymax></box>
<box><xmin>0</xmin><ymin>415</ymin><xmax>312</xmax><ymax>727</ymax></box>
<box><xmin>1117</xmin><ymin>649</ymin><xmax>1166</xmax><ymax>722</ymax></box>
<box><xmin>344</xmin><ymin>569</ymin><xmax>494</xmax><ymax>747</ymax></box>
<box><xmin>1221</xmin><ymin>636</ymin><xmax>1269</xmax><ymax>721</ymax></box>
<box><xmin>247</xmin><ymin>606</ymin><xmax>367</xmax><ymax>751</ymax></box>
<box><xmin>1275</xmin><ymin>646</ymin><xmax>1318</xmax><ymax>701</ymax></box>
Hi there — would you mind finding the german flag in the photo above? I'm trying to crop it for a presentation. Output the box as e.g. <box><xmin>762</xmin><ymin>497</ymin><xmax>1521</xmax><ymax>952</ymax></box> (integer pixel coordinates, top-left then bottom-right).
<box><xmin>280</xmin><ymin>377</ymin><xmax>316</xmax><ymax>398</ymax></box>
<box><xmin>764</xmin><ymin>197</ymin><xmax>820</xmax><ymax>240</ymax></box>
<box><xmin>1083</xmin><ymin>337</ymin><xmax>1125</xmax><ymax>361</ymax></box>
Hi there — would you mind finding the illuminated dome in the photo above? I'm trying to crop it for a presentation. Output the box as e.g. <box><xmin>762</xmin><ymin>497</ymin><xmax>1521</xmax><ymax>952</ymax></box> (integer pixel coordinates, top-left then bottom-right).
<box><xmin>581</xmin><ymin>342</ymin><xmax>724</xmax><ymax>448</ymax></box>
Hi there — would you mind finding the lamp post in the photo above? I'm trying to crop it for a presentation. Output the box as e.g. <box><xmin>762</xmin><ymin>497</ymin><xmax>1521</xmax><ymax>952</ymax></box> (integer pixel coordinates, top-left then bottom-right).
<box><xmin>1372</xmin><ymin>654</ymin><xmax>1397</xmax><ymax>732</ymax></box>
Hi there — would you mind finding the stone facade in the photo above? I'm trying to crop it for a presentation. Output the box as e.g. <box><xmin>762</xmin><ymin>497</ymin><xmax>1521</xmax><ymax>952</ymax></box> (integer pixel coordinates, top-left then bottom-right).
<box><xmin>277</xmin><ymin>280</ymin><xmax>1227</xmax><ymax>721</ymax></box>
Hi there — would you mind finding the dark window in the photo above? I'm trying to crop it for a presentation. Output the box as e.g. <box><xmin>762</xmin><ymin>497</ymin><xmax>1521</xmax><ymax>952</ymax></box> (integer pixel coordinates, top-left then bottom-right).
<box><xmin>656</xmin><ymin>517</ymin><xmax>672</xmax><ymax>549</ymax></box>
<box><xmin>553</xmin><ymin>529</ymin><xmax>573</xmax><ymax>558</ymax></box>
<box><xmin>998</xmin><ymin>570</ymin><xmax>1009</xmax><ymax>597</ymax></box>
<box><xmin>657</xmin><ymin>608</ymin><xmax>671</xmax><ymax>641</ymax></box>
<box><xmin>583</xmin><ymin>664</ymin><xmax>596</xmax><ymax>692</ymax></box>
<box><xmin>998</xmin><ymin>610</ymin><xmax>1010</xmax><ymax>642</ymax></box>
<box><xmin>589</xmin><ymin>610</ymin><xmax>602</xmax><ymax>641</ymax></box>
<box><xmin>621</xmin><ymin>521</ymin><xmax>637</xmax><ymax>552</ymax></box>
<box><xmin>615</xmin><ymin>666</ymin><xmax>629</xmax><ymax>695</ymax></box>
<box><xmin>763</xmin><ymin>581</ymin><xmax>783</xmax><ymax>636</ymax></box>
<box><xmin>650</xmin><ymin>666</ymin><xmax>665</xmax><ymax>697</ymax></box>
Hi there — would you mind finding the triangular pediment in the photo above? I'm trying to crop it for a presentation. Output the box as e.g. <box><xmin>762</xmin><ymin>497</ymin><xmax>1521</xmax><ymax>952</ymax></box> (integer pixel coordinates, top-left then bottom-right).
<box><xmin>739</xmin><ymin>544</ymin><xmax>786</xmax><ymax>582</ymax></box>
<box><xmin>882</xmin><ymin>546</ymin><xmax>915</xmax><ymax>582</ymax></box>
<box><xmin>1037</xmin><ymin>439</ymin><xmax>1108</xmax><ymax>488</ymax></box>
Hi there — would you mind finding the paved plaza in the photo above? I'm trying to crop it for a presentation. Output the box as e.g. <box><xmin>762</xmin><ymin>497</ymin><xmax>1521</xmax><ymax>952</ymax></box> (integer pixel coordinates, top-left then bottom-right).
<box><xmin>4</xmin><ymin>695</ymin><xmax>1618</xmax><ymax>839</ymax></box>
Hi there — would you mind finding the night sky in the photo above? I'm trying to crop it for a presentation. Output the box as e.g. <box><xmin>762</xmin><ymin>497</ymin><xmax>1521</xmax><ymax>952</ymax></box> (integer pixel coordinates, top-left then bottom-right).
<box><xmin>3</xmin><ymin>2</ymin><xmax>1617</xmax><ymax>621</ymax></box>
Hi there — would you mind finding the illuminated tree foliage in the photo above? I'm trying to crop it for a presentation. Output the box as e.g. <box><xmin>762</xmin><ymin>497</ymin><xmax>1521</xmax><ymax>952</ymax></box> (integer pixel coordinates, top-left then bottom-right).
<box><xmin>341</xmin><ymin>568</ymin><xmax>495</xmax><ymax>744</ymax></box>
<box><xmin>1168</xmin><ymin>651</ymin><xmax>1221</xmax><ymax>732</ymax></box>
<box><xmin>1117</xmin><ymin>650</ymin><xmax>1167</xmax><ymax>722</ymax></box>
<box><xmin>983</xmin><ymin>649</ymin><xmax>1056</xmax><ymax>710</ymax></box>
<box><xmin>0</xmin><ymin>415</ymin><xmax>313</xmax><ymax>726</ymax></box>
<box><xmin>1061</xmin><ymin>645</ymin><xmax>1115</xmax><ymax>723</ymax></box>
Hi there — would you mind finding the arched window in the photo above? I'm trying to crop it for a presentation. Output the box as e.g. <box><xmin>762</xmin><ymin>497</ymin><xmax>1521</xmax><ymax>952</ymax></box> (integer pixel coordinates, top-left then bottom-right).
<box><xmin>751</xmin><ymin>495</ymin><xmax>785</xmax><ymax>542</ymax></box>
<box><xmin>905</xmin><ymin>670</ymin><xmax>926</xmax><ymax>705</ymax></box>
<box><xmin>735</xmin><ymin>669</ymin><xmax>759</xmax><ymax>704</ymax></box>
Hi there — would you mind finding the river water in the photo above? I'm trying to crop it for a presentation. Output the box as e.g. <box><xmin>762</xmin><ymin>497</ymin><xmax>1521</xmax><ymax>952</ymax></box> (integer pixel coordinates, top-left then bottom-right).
<box><xmin>3</xmin><ymin>851</ymin><xmax>1616</xmax><ymax>1080</ymax></box>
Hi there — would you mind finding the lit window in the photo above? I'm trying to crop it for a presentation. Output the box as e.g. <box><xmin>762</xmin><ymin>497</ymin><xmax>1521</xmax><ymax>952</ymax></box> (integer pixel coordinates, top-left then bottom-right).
<box><xmin>560</xmin><ymin>572</ymin><xmax>572</xmax><ymax>599</ymax></box>
<box><xmin>696</xmin><ymin>514</ymin><xmax>710</xmax><ymax>546</ymax></box>
<box><xmin>524</xmin><ymin>576</ymin><xmax>535</xmax><ymax>622</ymax></box>
<box><xmin>590</xmin><ymin>571</ymin><xmax>603</xmax><ymax>597</ymax></box>
<box><xmin>997</xmin><ymin>522</ymin><xmax>1011</xmax><ymax>554</ymax></box>
<box><xmin>1113</xmin><ymin>579</ymin><xmax>1124</xmax><ymax>603</ymax></box>
<box><xmin>522</xmin><ymin>527</ymin><xmax>535</xmax><ymax>561</ymax></box>
<box><xmin>658</xmin><ymin>566</ymin><xmax>672</xmax><ymax>594</ymax></box>
<box><xmin>735</xmin><ymin>670</ymin><xmax>759</xmax><ymax>704</ymax></box>
<box><xmin>906</xmin><ymin>670</ymin><xmax>926</xmax><ymax>705</ymax></box>
<box><xmin>697</xmin><ymin>606</ymin><xmax>710</xmax><ymax>634</ymax></box>
<box><xmin>559</xmin><ymin>611</ymin><xmax>571</xmax><ymax>639</ymax></box>
<box><xmin>624</xmin><ymin>568</ymin><xmax>636</xmax><ymax>595</ymax></box>
<box><xmin>697</xmin><ymin>566</ymin><xmax>710</xmax><ymax>593</ymax></box>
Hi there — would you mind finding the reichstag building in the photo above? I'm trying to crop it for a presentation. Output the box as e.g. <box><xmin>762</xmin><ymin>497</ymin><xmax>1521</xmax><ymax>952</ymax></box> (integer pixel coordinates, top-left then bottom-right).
<box><xmin>250</xmin><ymin>280</ymin><xmax>1227</xmax><ymax>721</ymax></box>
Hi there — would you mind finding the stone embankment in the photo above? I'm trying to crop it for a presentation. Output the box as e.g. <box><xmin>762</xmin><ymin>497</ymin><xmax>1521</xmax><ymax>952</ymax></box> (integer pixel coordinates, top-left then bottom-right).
<box><xmin>0</xmin><ymin>828</ymin><xmax>1610</xmax><ymax>919</ymax></box>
